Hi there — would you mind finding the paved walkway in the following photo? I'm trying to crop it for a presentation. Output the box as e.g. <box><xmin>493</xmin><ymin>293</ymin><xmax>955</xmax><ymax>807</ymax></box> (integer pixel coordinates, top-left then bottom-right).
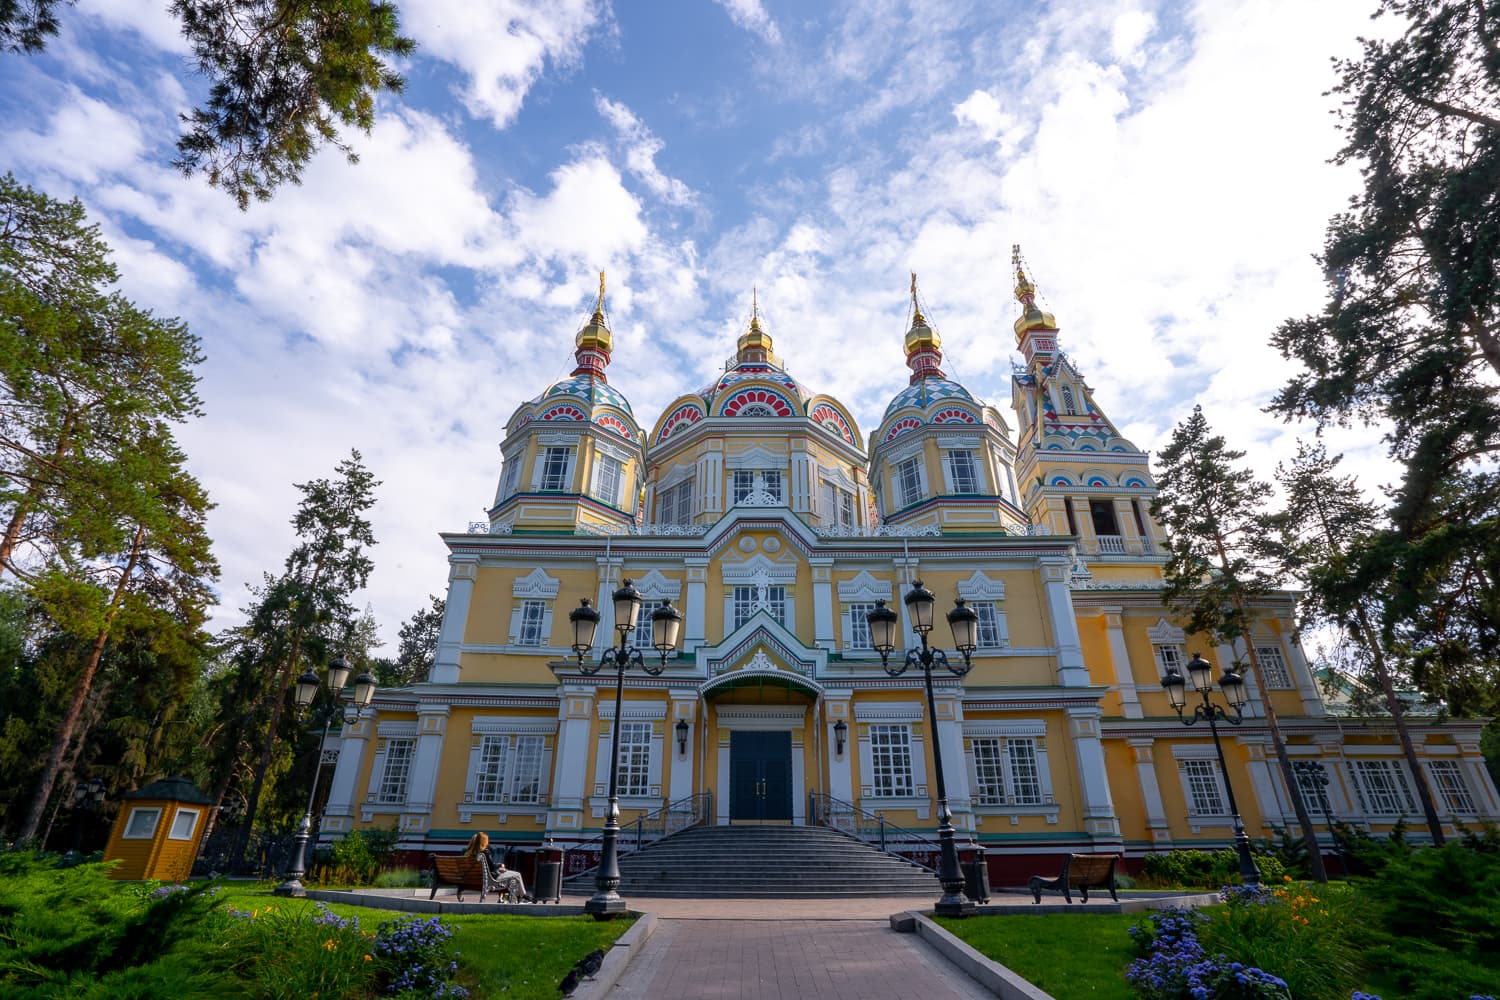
<box><xmin>604</xmin><ymin>916</ymin><xmax>994</xmax><ymax>999</ymax></box>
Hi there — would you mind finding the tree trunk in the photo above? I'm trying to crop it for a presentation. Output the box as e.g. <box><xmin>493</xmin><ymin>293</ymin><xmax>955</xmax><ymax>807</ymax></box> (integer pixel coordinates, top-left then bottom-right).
<box><xmin>1354</xmin><ymin>608</ymin><xmax>1446</xmax><ymax>845</ymax></box>
<box><xmin>232</xmin><ymin>625</ymin><xmax>307</xmax><ymax>869</ymax></box>
<box><xmin>16</xmin><ymin>524</ymin><xmax>144</xmax><ymax>842</ymax></box>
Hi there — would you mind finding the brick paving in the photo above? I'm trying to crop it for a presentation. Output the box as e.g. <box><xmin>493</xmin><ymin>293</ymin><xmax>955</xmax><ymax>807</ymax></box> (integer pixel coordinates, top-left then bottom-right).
<box><xmin>603</xmin><ymin>908</ymin><xmax>995</xmax><ymax>999</ymax></box>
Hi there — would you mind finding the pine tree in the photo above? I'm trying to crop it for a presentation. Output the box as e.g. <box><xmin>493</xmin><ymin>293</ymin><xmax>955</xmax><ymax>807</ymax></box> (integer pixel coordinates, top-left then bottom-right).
<box><xmin>1274</xmin><ymin>441</ymin><xmax>1446</xmax><ymax>844</ymax></box>
<box><xmin>375</xmin><ymin>594</ymin><xmax>443</xmax><ymax>688</ymax></box>
<box><xmin>231</xmin><ymin>449</ymin><xmax>379</xmax><ymax>866</ymax></box>
<box><xmin>1151</xmin><ymin>405</ymin><xmax>1329</xmax><ymax>882</ymax></box>
<box><xmin>1271</xmin><ymin>0</ymin><xmax>1500</xmax><ymax>711</ymax></box>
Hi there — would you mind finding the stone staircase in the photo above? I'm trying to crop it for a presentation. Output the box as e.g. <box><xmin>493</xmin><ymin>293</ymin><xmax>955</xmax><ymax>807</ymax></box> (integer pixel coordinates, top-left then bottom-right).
<box><xmin>561</xmin><ymin>823</ymin><xmax>940</xmax><ymax>898</ymax></box>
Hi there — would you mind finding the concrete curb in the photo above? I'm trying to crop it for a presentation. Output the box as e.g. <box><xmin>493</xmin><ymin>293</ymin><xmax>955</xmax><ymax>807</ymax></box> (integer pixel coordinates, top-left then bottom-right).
<box><xmin>571</xmin><ymin>911</ymin><xmax>658</xmax><ymax>1000</ymax></box>
<box><xmin>895</xmin><ymin>911</ymin><xmax>1054</xmax><ymax>1000</ymax></box>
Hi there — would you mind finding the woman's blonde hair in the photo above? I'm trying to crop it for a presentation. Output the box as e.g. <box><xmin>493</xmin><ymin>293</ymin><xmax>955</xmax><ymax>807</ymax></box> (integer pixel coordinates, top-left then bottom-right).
<box><xmin>462</xmin><ymin>832</ymin><xmax>489</xmax><ymax>858</ymax></box>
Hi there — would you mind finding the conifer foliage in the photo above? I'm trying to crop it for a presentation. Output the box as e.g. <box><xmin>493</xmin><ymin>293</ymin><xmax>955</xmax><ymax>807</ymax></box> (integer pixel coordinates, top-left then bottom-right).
<box><xmin>1152</xmin><ymin>405</ymin><xmax>1329</xmax><ymax>882</ymax></box>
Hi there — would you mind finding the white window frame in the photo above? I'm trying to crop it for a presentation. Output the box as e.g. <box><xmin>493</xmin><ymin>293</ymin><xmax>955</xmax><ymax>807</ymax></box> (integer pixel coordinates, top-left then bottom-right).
<box><xmin>538</xmin><ymin>445</ymin><xmax>574</xmax><ymax>491</ymax></box>
<box><xmin>1254</xmin><ymin>645</ymin><xmax>1293</xmax><ymax>689</ymax></box>
<box><xmin>868</xmin><ymin>724</ymin><xmax>915</xmax><ymax>797</ymax></box>
<box><xmin>168</xmin><ymin>807</ymin><xmax>201</xmax><ymax>841</ymax></box>
<box><xmin>472</xmin><ymin>733</ymin><xmax>546</xmax><ymax>805</ymax></box>
<box><xmin>732</xmin><ymin>469</ymin><xmax>783</xmax><ymax>504</ymax></box>
<box><xmin>631</xmin><ymin>600</ymin><xmax>664</xmax><ymax>649</ymax></box>
<box><xmin>970</xmin><ymin>737</ymin><xmax>1045</xmax><ymax>806</ymax></box>
<box><xmin>1426</xmin><ymin>759</ymin><xmax>1477</xmax><ymax>814</ymax></box>
<box><xmin>820</xmin><ymin>481</ymin><xmax>856</xmax><ymax>528</ymax></box>
<box><xmin>377</xmin><ymin>738</ymin><xmax>415</xmax><ymax>804</ymax></box>
<box><xmin>1180</xmin><ymin>758</ymin><xmax>1228</xmax><ymax>817</ymax></box>
<box><xmin>972</xmin><ymin>601</ymin><xmax>1006</xmax><ymax>648</ymax></box>
<box><xmin>942</xmin><ymin>449</ymin><xmax>981</xmax><ymax>494</ymax></box>
<box><xmin>732</xmin><ymin>585</ymin><xmax>786</xmax><ymax>630</ymax></box>
<box><xmin>592</xmin><ymin>453</ymin><xmax>624</xmax><ymax>507</ymax></box>
<box><xmin>658</xmin><ymin>478</ymin><xmax>694</xmax><ymax>525</ymax></box>
<box><xmin>1154</xmin><ymin>644</ymin><xmax>1185</xmax><ymax>675</ymax></box>
<box><xmin>516</xmin><ymin>599</ymin><xmax>548</xmax><ymax>646</ymax></box>
<box><xmin>122</xmin><ymin>807</ymin><xmax>161</xmax><ymax>839</ymax></box>
<box><xmin>499</xmin><ymin>453</ymin><xmax>522</xmax><ymax>500</ymax></box>
<box><xmin>1347</xmin><ymin>759</ymin><xmax>1418</xmax><ymax>817</ymax></box>
<box><xmin>894</xmin><ymin>456</ymin><xmax>925</xmax><ymax>508</ymax></box>
<box><xmin>843</xmin><ymin>601</ymin><xmax>876</xmax><ymax>651</ymax></box>
<box><xmin>617</xmin><ymin>721</ymin><xmax>653</xmax><ymax>798</ymax></box>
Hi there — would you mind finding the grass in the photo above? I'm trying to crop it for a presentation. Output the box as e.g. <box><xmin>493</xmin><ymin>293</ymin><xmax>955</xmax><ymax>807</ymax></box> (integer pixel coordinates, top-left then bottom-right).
<box><xmin>933</xmin><ymin>912</ymin><xmax>1140</xmax><ymax>999</ymax></box>
<box><xmin>220</xmin><ymin>888</ymin><xmax>630</xmax><ymax>999</ymax></box>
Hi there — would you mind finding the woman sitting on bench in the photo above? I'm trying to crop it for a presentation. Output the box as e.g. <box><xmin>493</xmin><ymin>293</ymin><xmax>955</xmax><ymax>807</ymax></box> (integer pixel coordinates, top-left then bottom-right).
<box><xmin>464</xmin><ymin>833</ymin><xmax>530</xmax><ymax>902</ymax></box>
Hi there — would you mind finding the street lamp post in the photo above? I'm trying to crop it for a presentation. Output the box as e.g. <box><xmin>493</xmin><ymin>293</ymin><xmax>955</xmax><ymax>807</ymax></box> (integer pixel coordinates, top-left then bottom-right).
<box><xmin>1161</xmin><ymin>652</ymin><xmax>1261</xmax><ymax>888</ymax></box>
<box><xmin>867</xmin><ymin>581</ymin><xmax>979</xmax><ymax>918</ymax></box>
<box><xmin>569</xmin><ymin>581</ymin><xmax>682</xmax><ymax>920</ymax></box>
<box><xmin>274</xmin><ymin>658</ymin><xmax>378</xmax><ymax>897</ymax></box>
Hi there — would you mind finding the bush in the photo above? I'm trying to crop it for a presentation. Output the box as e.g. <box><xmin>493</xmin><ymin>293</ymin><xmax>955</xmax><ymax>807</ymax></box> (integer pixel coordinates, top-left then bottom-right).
<box><xmin>323</xmin><ymin>826</ymin><xmax>401</xmax><ymax>886</ymax></box>
<box><xmin>1127</xmin><ymin>908</ymin><xmax>1291</xmax><ymax>999</ymax></box>
<box><xmin>1141</xmin><ymin>848</ymin><xmax>1286</xmax><ymax>888</ymax></box>
<box><xmin>374</xmin><ymin>867</ymin><xmax>425</xmax><ymax>888</ymax></box>
<box><xmin>1200</xmin><ymin>882</ymin><xmax>1360</xmax><ymax>1000</ymax></box>
<box><xmin>216</xmin><ymin>900</ymin><xmax>378</xmax><ymax>999</ymax></box>
<box><xmin>372</xmin><ymin>915</ymin><xmax>469</xmax><ymax>998</ymax></box>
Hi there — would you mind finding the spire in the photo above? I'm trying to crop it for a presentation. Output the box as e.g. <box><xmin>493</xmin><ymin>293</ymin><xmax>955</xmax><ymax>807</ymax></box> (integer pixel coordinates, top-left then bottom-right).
<box><xmin>736</xmin><ymin>286</ymin><xmax>775</xmax><ymax>363</ymax></box>
<box><xmin>572</xmin><ymin>269</ymin><xmax>612</xmax><ymax>380</ymax></box>
<box><xmin>903</xmin><ymin>272</ymin><xmax>946</xmax><ymax>383</ymax></box>
<box><xmin>1011</xmin><ymin>244</ymin><xmax>1057</xmax><ymax>339</ymax></box>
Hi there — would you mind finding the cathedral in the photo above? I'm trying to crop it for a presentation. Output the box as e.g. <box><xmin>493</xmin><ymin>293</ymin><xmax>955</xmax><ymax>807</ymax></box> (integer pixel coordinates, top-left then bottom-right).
<box><xmin>316</xmin><ymin>257</ymin><xmax>1500</xmax><ymax>883</ymax></box>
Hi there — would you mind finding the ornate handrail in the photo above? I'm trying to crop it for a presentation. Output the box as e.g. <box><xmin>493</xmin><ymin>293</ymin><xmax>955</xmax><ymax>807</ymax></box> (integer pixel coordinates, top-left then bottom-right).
<box><xmin>562</xmin><ymin>791</ymin><xmax>712</xmax><ymax>878</ymax></box>
<box><xmin>807</xmin><ymin>792</ymin><xmax>941</xmax><ymax>873</ymax></box>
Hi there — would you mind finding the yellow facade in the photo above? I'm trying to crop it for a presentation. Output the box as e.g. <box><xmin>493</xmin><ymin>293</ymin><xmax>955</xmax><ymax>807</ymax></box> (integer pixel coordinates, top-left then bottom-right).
<box><xmin>316</xmin><ymin>267</ymin><xmax>1500</xmax><ymax>878</ymax></box>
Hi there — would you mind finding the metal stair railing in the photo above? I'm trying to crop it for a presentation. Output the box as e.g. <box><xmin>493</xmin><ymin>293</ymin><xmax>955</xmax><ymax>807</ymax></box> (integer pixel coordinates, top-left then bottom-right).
<box><xmin>807</xmin><ymin>792</ymin><xmax>941</xmax><ymax>873</ymax></box>
<box><xmin>562</xmin><ymin>791</ymin><xmax>712</xmax><ymax>879</ymax></box>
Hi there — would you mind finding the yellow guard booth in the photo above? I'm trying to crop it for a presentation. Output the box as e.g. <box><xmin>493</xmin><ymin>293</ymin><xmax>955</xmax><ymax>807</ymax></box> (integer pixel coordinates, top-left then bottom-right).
<box><xmin>103</xmin><ymin>776</ymin><xmax>212</xmax><ymax>881</ymax></box>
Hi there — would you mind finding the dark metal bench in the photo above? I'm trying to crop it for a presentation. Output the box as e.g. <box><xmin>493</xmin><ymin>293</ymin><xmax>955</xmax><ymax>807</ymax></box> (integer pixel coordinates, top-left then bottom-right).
<box><xmin>1028</xmin><ymin>853</ymin><xmax>1120</xmax><ymax>904</ymax></box>
<box><xmin>429</xmin><ymin>852</ymin><xmax>521</xmax><ymax>903</ymax></box>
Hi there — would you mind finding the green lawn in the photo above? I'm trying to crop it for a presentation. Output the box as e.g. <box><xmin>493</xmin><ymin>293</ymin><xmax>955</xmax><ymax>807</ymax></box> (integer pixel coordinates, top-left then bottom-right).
<box><xmin>933</xmin><ymin>912</ymin><xmax>1140</xmax><ymax>999</ymax></box>
<box><xmin>219</xmin><ymin>888</ymin><xmax>631</xmax><ymax>999</ymax></box>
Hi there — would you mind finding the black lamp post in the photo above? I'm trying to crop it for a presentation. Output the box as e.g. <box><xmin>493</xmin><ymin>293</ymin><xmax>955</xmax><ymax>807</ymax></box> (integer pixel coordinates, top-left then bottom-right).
<box><xmin>1162</xmin><ymin>652</ymin><xmax>1261</xmax><ymax>888</ymax></box>
<box><xmin>274</xmin><ymin>657</ymin><xmax>377</xmax><ymax>897</ymax></box>
<box><xmin>569</xmin><ymin>581</ymin><xmax>682</xmax><ymax>920</ymax></box>
<box><xmin>867</xmin><ymin>581</ymin><xmax>979</xmax><ymax>917</ymax></box>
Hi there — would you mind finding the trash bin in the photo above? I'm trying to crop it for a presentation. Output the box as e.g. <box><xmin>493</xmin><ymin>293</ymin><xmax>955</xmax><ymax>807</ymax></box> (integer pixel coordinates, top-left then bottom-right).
<box><xmin>534</xmin><ymin>860</ymin><xmax>561</xmax><ymax>903</ymax></box>
<box><xmin>962</xmin><ymin>846</ymin><xmax>991</xmax><ymax>903</ymax></box>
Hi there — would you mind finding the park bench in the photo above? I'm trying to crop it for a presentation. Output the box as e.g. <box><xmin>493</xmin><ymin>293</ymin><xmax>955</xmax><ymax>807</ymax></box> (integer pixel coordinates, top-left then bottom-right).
<box><xmin>1027</xmin><ymin>853</ymin><xmax>1120</xmax><ymax>904</ymax></box>
<box><xmin>428</xmin><ymin>852</ymin><xmax>521</xmax><ymax>903</ymax></box>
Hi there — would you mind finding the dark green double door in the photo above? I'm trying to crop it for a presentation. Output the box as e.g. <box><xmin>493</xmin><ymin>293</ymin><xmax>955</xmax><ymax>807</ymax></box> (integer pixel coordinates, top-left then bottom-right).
<box><xmin>729</xmin><ymin>731</ymin><xmax>792</xmax><ymax>823</ymax></box>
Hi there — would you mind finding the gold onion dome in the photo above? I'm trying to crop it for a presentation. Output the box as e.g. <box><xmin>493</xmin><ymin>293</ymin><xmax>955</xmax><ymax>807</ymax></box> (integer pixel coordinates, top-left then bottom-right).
<box><xmin>904</xmin><ymin>306</ymin><xmax>941</xmax><ymax>354</ymax></box>
<box><xmin>1013</xmin><ymin>265</ymin><xmax>1057</xmax><ymax>336</ymax></box>
<box><xmin>575</xmin><ymin>271</ymin><xmax>612</xmax><ymax>352</ymax></box>
<box><xmin>738</xmin><ymin>313</ymin><xmax>773</xmax><ymax>354</ymax></box>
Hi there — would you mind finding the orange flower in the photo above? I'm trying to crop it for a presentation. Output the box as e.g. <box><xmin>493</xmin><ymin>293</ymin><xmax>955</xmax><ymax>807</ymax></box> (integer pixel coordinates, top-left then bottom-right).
<box><xmin>363</xmin><ymin>954</ymin><xmax>373</xmax><ymax>962</ymax></box>
<box><xmin>323</xmin><ymin>939</ymin><xmax>336</xmax><ymax>951</ymax></box>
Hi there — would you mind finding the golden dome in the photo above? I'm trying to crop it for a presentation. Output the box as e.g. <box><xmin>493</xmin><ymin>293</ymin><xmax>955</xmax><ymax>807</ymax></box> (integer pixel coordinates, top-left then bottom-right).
<box><xmin>904</xmin><ymin>308</ymin><xmax>941</xmax><ymax>354</ymax></box>
<box><xmin>576</xmin><ymin>270</ymin><xmax>612</xmax><ymax>351</ymax></box>
<box><xmin>1012</xmin><ymin>266</ymin><xmax>1057</xmax><ymax>336</ymax></box>
<box><xmin>738</xmin><ymin>313</ymin><xmax>773</xmax><ymax>354</ymax></box>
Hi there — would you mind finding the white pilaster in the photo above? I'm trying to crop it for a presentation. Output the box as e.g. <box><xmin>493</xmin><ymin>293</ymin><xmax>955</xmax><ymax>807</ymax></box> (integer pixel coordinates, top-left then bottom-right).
<box><xmin>1042</xmin><ymin>556</ymin><xmax>1089</xmax><ymax>686</ymax></box>
<box><xmin>668</xmin><ymin>694</ymin><xmax>697</xmax><ymax>803</ymax></box>
<box><xmin>548</xmin><ymin>685</ymin><xmax>597</xmax><ymax>839</ymax></box>
<box><xmin>811</xmin><ymin>559</ymin><xmax>834</xmax><ymax>649</ymax></box>
<box><xmin>1128</xmin><ymin>739</ymin><xmax>1172</xmax><ymax>847</ymax></box>
<box><xmin>1101</xmin><ymin>607</ymin><xmax>1142</xmax><ymax>718</ymax></box>
<box><xmin>1284</xmin><ymin>639</ymin><xmax>1326</xmax><ymax>716</ymax></box>
<box><xmin>934</xmin><ymin>693</ymin><xmax>972</xmax><ymax>834</ymax></box>
<box><xmin>407</xmin><ymin>704</ymin><xmax>450</xmax><ymax>815</ymax></box>
<box><xmin>430</xmin><ymin>556</ymin><xmax>479</xmax><ymax>684</ymax></box>
<box><xmin>322</xmin><ymin>713</ymin><xmax>373</xmax><ymax>832</ymax></box>
<box><xmin>684</xmin><ymin>558</ymin><xmax>708</xmax><ymax>652</ymax></box>
<box><xmin>826</xmin><ymin>696</ymin><xmax>854</xmax><ymax>803</ymax></box>
<box><xmin>1066</xmin><ymin>707</ymin><xmax>1120</xmax><ymax>838</ymax></box>
<box><xmin>1241</xmin><ymin>739</ymin><xmax>1286</xmax><ymax>832</ymax></box>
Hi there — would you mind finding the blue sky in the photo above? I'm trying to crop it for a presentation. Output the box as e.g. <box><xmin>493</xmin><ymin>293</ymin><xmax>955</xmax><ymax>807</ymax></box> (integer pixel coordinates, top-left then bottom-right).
<box><xmin>1</xmin><ymin>0</ymin><xmax>1387</xmax><ymax>645</ymax></box>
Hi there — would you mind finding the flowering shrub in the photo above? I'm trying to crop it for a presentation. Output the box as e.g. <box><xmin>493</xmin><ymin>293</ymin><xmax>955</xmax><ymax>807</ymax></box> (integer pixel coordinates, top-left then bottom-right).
<box><xmin>372</xmin><ymin>914</ymin><xmax>470</xmax><ymax>999</ymax></box>
<box><xmin>1128</xmin><ymin>907</ymin><xmax>1292</xmax><ymax>1000</ymax></box>
<box><xmin>218</xmin><ymin>899</ymin><xmax>379</xmax><ymax>999</ymax></box>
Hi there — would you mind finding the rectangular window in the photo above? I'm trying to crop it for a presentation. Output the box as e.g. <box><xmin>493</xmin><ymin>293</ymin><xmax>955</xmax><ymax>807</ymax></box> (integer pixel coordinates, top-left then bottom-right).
<box><xmin>631</xmin><ymin>600</ymin><xmax>661</xmax><ymax>649</ymax></box>
<box><xmin>594</xmin><ymin>454</ymin><xmax>623</xmax><ymax>506</ymax></box>
<box><xmin>895</xmin><ymin>457</ymin><xmax>923</xmax><ymax>508</ymax></box>
<box><xmin>617</xmin><ymin>721</ymin><xmax>652</xmax><ymax>798</ymax></box>
<box><xmin>1293</xmin><ymin>762</ymin><xmax>1331</xmax><ymax>812</ymax></box>
<box><xmin>517</xmin><ymin>599</ymin><xmax>548</xmax><ymax>646</ymax></box>
<box><xmin>1348</xmin><ymin>759</ymin><xmax>1417</xmax><ymax>816</ymax></box>
<box><xmin>762</xmin><ymin>470</ymin><xmax>783</xmax><ymax>501</ymax></box>
<box><xmin>845</xmin><ymin>602</ymin><xmax>876</xmax><ymax>650</ymax></box>
<box><xmin>510</xmin><ymin>735</ymin><xmax>545</xmax><ymax>803</ymax></box>
<box><xmin>869</xmin><ymin>724</ymin><xmax>914</xmax><ymax>797</ymax></box>
<box><xmin>821</xmin><ymin>482</ymin><xmax>856</xmax><ymax>528</ymax></box>
<box><xmin>973</xmin><ymin>602</ymin><xmax>1003</xmax><ymax>647</ymax></box>
<box><xmin>1155</xmin><ymin>645</ymin><xmax>1184</xmax><ymax>674</ymax></box>
<box><xmin>732</xmin><ymin>585</ymin><xmax>786</xmax><ymax>630</ymax></box>
<box><xmin>971</xmin><ymin>737</ymin><xmax>1042</xmax><ymax>805</ymax></box>
<box><xmin>659</xmin><ymin>479</ymin><xmax>693</xmax><ymax>524</ymax></box>
<box><xmin>732</xmin><ymin>470</ymin><xmax>754</xmax><ymax>503</ymax></box>
<box><xmin>1255</xmin><ymin>646</ymin><xmax>1293</xmax><ymax>688</ymax></box>
<box><xmin>1427</xmin><ymin>760</ymin><xmax>1476</xmax><ymax>814</ymax></box>
<box><xmin>378</xmin><ymin>739</ymin><xmax>415</xmax><ymax>804</ymax></box>
<box><xmin>1089</xmin><ymin>499</ymin><xmax>1120</xmax><ymax>536</ymax></box>
<box><xmin>1181</xmin><ymin>758</ymin><xmax>1226</xmax><ymax>815</ymax></box>
<box><xmin>944</xmin><ymin>450</ymin><xmax>980</xmax><ymax>493</ymax></box>
<box><xmin>500</xmin><ymin>456</ymin><xmax>522</xmax><ymax>499</ymax></box>
<box><xmin>168</xmin><ymin>807</ymin><xmax>200</xmax><ymax>840</ymax></box>
<box><xmin>123</xmin><ymin>807</ymin><xmax>160</xmax><ymax>839</ymax></box>
<box><xmin>540</xmin><ymin>446</ymin><xmax>573</xmax><ymax>491</ymax></box>
<box><xmin>474</xmin><ymin>735</ymin><xmax>510</xmax><ymax>802</ymax></box>
<box><xmin>1064</xmin><ymin>497</ymin><xmax>1078</xmax><ymax>535</ymax></box>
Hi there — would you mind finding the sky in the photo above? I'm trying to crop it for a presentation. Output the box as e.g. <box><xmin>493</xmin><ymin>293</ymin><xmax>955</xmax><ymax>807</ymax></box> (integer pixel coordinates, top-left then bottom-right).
<box><xmin>0</xmin><ymin>0</ymin><xmax>1394</xmax><ymax>649</ymax></box>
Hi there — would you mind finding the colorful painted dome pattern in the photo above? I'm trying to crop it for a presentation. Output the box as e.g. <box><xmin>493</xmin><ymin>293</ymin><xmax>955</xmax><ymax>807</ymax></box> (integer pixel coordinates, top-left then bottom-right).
<box><xmin>881</xmin><ymin>377</ymin><xmax>976</xmax><ymax>420</ymax></box>
<box><xmin>809</xmin><ymin>403</ymin><xmax>855</xmax><ymax>445</ymax></box>
<box><xmin>543</xmin><ymin>374</ymin><xmax>635</xmax><ymax>418</ymax></box>
<box><xmin>719</xmin><ymin>387</ymin><xmax>796</xmax><ymax>417</ymax></box>
<box><xmin>699</xmin><ymin>363</ymin><xmax>810</xmax><ymax>407</ymax></box>
<box><xmin>659</xmin><ymin>401</ymin><xmax>705</xmax><ymax>439</ymax></box>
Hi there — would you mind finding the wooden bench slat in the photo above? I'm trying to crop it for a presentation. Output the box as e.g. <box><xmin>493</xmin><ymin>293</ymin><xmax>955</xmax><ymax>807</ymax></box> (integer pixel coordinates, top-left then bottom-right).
<box><xmin>1027</xmin><ymin>853</ymin><xmax>1120</xmax><ymax>905</ymax></box>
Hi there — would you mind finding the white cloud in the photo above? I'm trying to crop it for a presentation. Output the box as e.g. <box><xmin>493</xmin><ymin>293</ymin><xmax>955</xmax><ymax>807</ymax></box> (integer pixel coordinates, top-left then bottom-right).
<box><xmin>594</xmin><ymin>95</ymin><xmax>698</xmax><ymax>207</ymax></box>
<box><xmin>715</xmin><ymin>0</ymin><xmax>782</xmax><ymax>44</ymax></box>
<box><xmin>76</xmin><ymin>0</ymin><xmax>190</xmax><ymax>54</ymax></box>
<box><xmin>401</xmin><ymin>0</ymin><xmax>603</xmax><ymax>128</ymax></box>
<box><xmin>508</xmin><ymin>157</ymin><xmax>649</xmax><ymax>265</ymax></box>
